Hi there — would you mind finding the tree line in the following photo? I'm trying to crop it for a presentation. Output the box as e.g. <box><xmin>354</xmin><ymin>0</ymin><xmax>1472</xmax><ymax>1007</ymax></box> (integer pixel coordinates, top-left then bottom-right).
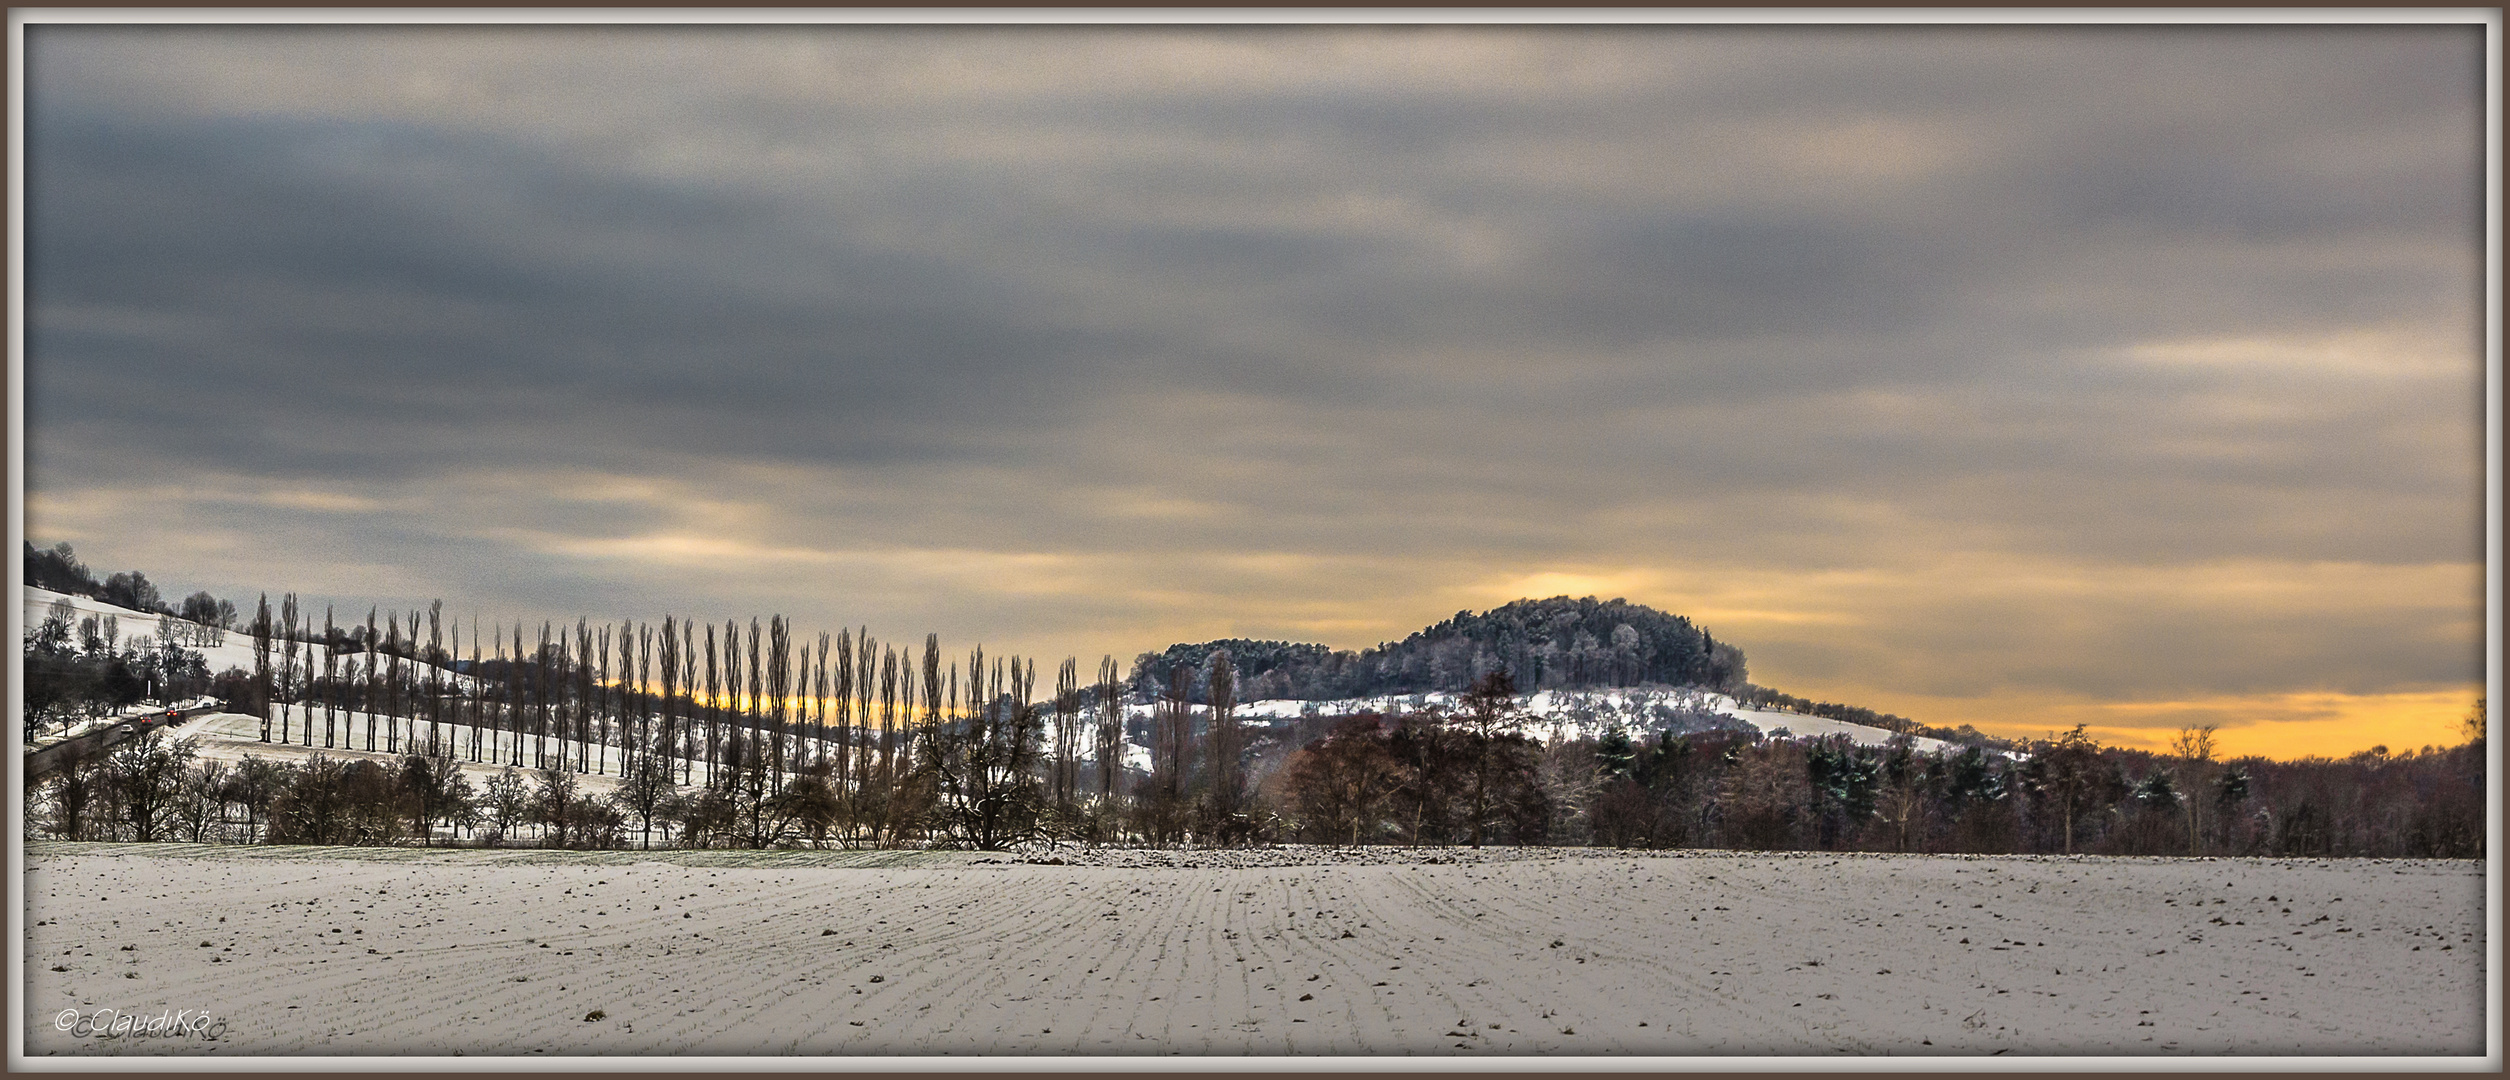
<box><xmin>23</xmin><ymin>598</ymin><xmax>216</xmax><ymax>740</ymax></box>
<box><xmin>1274</xmin><ymin>682</ymin><xmax>2484</xmax><ymax>859</ymax></box>
<box><xmin>24</xmin><ymin>541</ymin><xmax>235</xmax><ymax>631</ymax></box>
<box><xmin>17</xmin><ymin>555</ymin><xmax>2484</xmax><ymax>858</ymax></box>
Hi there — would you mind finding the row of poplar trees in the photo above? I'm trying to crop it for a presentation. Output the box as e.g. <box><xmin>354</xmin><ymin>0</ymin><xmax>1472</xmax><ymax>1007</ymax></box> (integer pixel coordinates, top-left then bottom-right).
<box><xmin>232</xmin><ymin>594</ymin><xmax>1186</xmax><ymax>849</ymax></box>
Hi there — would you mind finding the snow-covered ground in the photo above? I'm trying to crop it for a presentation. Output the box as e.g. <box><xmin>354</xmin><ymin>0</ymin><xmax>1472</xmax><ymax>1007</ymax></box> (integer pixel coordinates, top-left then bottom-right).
<box><xmin>1031</xmin><ymin>686</ymin><xmax>1965</xmax><ymax>782</ymax></box>
<box><xmin>170</xmin><ymin>707</ymin><xmax>659</xmax><ymax>803</ymax></box>
<box><xmin>1222</xmin><ymin>687</ymin><xmax>1962</xmax><ymax>756</ymax></box>
<box><xmin>19</xmin><ymin>844</ymin><xmax>2485</xmax><ymax>1058</ymax></box>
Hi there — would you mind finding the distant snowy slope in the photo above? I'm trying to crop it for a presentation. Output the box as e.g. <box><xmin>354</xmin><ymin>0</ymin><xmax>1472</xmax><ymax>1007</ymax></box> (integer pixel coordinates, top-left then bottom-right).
<box><xmin>21</xmin><ymin>585</ymin><xmax>476</xmax><ymax>688</ymax></box>
<box><xmin>1089</xmin><ymin>685</ymin><xmax>1966</xmax><ymax>769</ymax></box>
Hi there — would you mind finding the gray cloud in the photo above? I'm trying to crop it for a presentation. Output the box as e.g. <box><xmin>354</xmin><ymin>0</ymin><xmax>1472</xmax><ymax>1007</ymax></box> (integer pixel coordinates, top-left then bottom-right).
<box><xmin>21</xmin><ymin>22</ymin><xmax>2485</xmax><ymax>751</ymax></box>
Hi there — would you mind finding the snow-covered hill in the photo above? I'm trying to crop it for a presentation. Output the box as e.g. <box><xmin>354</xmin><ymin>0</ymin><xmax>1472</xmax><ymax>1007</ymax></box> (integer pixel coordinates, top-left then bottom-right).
<box><xmin>1025</xmin><ymin>684</ymin><xmax>1990</xmax><ymax>786</ymax></box>
<box><xmin>1118</xmin><ymin>686</ymin><xmax>1962</xmax><ymax>758</ymax></box>
<box><xmin>22</xmin><ymin>585</ymin><xmax>479</xmax><ymax>689</ymax></box>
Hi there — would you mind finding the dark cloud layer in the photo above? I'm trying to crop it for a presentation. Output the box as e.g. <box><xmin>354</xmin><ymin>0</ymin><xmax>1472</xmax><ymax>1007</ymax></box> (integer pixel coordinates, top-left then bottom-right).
<box><xmin>20</xmin><ymin>22</ymin><xmax>2486</xmax><ymax>754</ymax></box>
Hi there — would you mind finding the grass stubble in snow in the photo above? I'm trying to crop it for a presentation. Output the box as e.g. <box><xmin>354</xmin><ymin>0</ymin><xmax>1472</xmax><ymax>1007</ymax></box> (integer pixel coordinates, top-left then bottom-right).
<box><xmin>20</xmin><ymin>844</ymin><xmax>2484</xmax><ymax>1058</ymax></box>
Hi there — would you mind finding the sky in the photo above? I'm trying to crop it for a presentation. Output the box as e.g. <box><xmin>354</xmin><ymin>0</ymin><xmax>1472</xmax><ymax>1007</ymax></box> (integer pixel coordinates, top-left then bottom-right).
<box><xmin>18</xmin><ymin>20</ymin><xmax>2491</xmax><ymax>759</ymax></box>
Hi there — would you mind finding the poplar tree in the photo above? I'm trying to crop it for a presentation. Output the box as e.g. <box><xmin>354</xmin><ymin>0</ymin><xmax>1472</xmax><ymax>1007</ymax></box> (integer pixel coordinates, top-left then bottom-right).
<box><xmin>1096</xmin><ymin>655</ymin><xmax>1123</xmax><ymax>802</ymax></box>
<box><xmin>767</xmin><ymin>616</ymin><xmax>791</xmax><ymax>795</ymax></box>
<box><xmin>543</xmin><ymin>623</ymin><xmax>559</xmax><ymax>768</ymax></box>
<box><xmin>813</xmin><ymin>632</ymin><xmax>833</xmax><ymax>773</ymax></box>
<box><xmin>250</xmin><ymin>594</ymin><xmax>272</xmax><ymax>740</ymax></box>
<box><xmin>745</xmin><ymin>618</ymin><xmax>764</xmax><ymax>788</ymax></box>
<box><xmin>702</xmin><ymin>622</ymin><xmax>720</xmax><ymax>788</ymax></box>
<box><xmin>575</xmin><ymin>619</ymin><xmax>594</xmax><ymax>773</ymax></box>
<box><xmin>465</xmin><ymin>619</ymin><xmax>482</xmax><ymax>763</ymax></box>
<box><xmin>1055</xmin><ymin>657</ymin><xmax>1081</xmax><ymax>808</ymax></box>
<box><xmin>855</xmin><ymin>631</ymin><xmax>877</xmax><ymax>799</ymax></box>
<box><xmin>321</xmin><ymin>607</ymin><xmax>337</xmax><ymax>748</ymax></box>
<box><xmin>596</xmin><ymin>624</ymin><xmax>613</xmax><ymax>774</ymax></box>
<box><xmin>833</xmin><ymin>629</ymin><xmax>855</xmax><ymax>798</ymax></box>
<box><xmin>385</xmin><ymin>612</ymin><xmax>403</xmax><ymax>755</ymax></box>
<box><xmin>364</xmin><ymin>607</ymin><xmax>380</xmax><ymax>752</ymax></box>
<box><xmin>509</xmin><ymin>624</ymin><xmax>528</xmax><ymax>766</ymax></box>
<box><xmin>723</xmin><ymin>619</ymin><xmax>744</xmax><ymax>785</ymax></box>
<box><xmin>920</xmin><ymin>633</ymin><xmax>943</xmax><ymax>778</ymax></box>
<box><xmin>1151</xmin><ymin>663</ymin><xmax>1195</xmax><ymax>845</ymax></box>
<box><xmin>319</xmin><ymin>606</ymin><xmax>337</xmax><ymax>749</ymax></box>
<box><xmin>678</xmin><ymin>620</ymin><xmax>697</xmax><ymax>784</ymax></box>
<box><xmin>877</xmin><ymin>646</ymin><xmax>899</xmax><ymax>822</ymax></box>
<box><xmin>408</xmin><ymin>608</ymin><xmax>423</xmax><ymax>751</ymax></box>
<box><xmin>427</xmin><ymin>602</ymin><xmax>445</xmax><ymax>758</ymax></box>
<box><xmin>660</xmin><ymin>616</ymin><xmax>682</xmax><ymax>788</ymax></box>
<box><xmin>279</xmin><ymin>594</ymin><xmax>301</xmax><ymax>742</ymax></box>
<box><xmin>1206</xmin><ymin>650</ymin><xmax>1240</xmax><ymax>832</ymax></box>
<box><xmin>637</xmin><ymin>621</ymin><xmax>655</xmax><ymax>781</ymax></box>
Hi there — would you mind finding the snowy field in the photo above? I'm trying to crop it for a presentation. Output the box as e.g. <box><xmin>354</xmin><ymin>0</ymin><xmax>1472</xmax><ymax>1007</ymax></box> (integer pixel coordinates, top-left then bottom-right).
<box><xmin>173</xmin><ymin>707</ymin><xmax>669</xmax><ymax>804</ymax></box>
<box><xmin>20</xmin><ymin>844</ymin><xmax>2485</xmax><ymax>1060</ymax></box>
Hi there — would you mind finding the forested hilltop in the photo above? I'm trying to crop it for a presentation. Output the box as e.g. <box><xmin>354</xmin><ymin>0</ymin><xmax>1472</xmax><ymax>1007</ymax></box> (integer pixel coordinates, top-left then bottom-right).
<box><xmin>1131</xmin><ymin>596</ymin><xmax>1745</xmax><ymax>701</ymax></box>
<box><xmin>1130</xmin><ymin>595</ymin><xmax>1993</xmax><ymax>749</ymax></box>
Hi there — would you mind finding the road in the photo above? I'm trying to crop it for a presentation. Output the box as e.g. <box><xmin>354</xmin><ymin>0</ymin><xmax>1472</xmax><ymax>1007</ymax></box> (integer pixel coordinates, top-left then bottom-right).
<box><xmin>23</xmin><ymin>704</ymin><xmax>218</xmax><ymax>780</ymax></box>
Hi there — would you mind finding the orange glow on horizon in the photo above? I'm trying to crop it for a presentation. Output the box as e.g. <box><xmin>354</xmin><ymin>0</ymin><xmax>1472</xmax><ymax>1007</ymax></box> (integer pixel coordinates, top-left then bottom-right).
<box><xmin>1832</xmin><ymin>685</ymin><xmax>2485</xmax><ymax>761</ymax></box>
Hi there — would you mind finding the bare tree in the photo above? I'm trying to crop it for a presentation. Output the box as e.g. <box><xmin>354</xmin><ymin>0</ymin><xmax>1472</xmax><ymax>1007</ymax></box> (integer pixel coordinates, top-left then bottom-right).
<box><xmin>1148</xmin><ymin>663</ymin><xmax>1196</xmax><ymax>845</ymax></box>
<box><xmin>1285</xmin><ymin>716</ymin><xmax>1401</xmax><ymax>846</ymax></box>
<box><xmin>534</xmin><ymin>764</ymin><xmax>579</xmax><ymax>848</ymax></box>
<box><xmin>2039</xmin><ymin>724</ymin><xmax>2103</xmax><ymax>856</ymax></box>
<box><xmin>1205</xmin><ymin>650</ymin><xmax>1241</xmax><ymax>836</ymax></box>
<box><xmin>1456</xmin><ymin>669</ymin><xmax>1526</xmax><ymax>848</ymax></box>
<box><xmin>482</xmin><ymin>766</ymin><xmax>531</xmax><ymax>845</ymax></box>
<box><xmin>2172</xmin><ymin>723</ymin><xmax>2217</xmax><ymax>856</ymax></box>
<box><xmin>612</xmin><ymin>743</ymin><xmax>676</xmax><ymax>850</ymax></box>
